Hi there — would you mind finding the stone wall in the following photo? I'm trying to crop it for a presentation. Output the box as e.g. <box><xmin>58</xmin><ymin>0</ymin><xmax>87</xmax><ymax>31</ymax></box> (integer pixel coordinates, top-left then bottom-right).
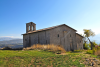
<box><xmin>23</xmin><ymin>30</ymin><xmax>51</xmax><ymax>47</ymax></box>
<box><xmin>23</xmin><ymin>34</ymin><xmax>29</xmax><ymax>48</ymax></box>
<box><xmin>23</xmin><ymin>25</ymin><xmax>83</xmax><ymax>51</ymax></box>
<box><xmin>26</xmin><ymin>22</ymin><xmax>36</xmax><ymax>33</ymax></box>
<box><xmin>49</xmin><ymin>25</ymin><xmax>77</xmax><ymax>51</ymax></box>
<box><xmin>76</xmin><ymin>34</ymin><xmax>83</xmax><ymax>50</ymax></box>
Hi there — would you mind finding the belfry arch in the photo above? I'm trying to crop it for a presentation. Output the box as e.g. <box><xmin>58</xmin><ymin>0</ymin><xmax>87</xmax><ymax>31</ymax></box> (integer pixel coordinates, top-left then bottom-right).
<box><xmin>26</xmin><ymin>22</ymin><xmax>36</xmax><ymax>33</ymax></box>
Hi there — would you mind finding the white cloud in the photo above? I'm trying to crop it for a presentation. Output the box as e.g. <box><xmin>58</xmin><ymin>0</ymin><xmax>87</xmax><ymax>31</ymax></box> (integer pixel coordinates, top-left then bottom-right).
<box><xmin>0</xmin><ymin>36</ymin><xmax>14</xmax><ymax>38</ymax></box>
<box><xmin>0</xmin><ymin>34</ymin><xmax>23</xmax><ymax>38</ymax></box>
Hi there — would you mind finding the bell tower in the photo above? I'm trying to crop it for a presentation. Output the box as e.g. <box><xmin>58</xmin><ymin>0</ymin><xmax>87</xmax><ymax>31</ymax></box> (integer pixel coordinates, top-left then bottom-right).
<box><xmin>26</xmin><ymin>22</ymin><xmax>36</xmax><ymax>33</ymax></box>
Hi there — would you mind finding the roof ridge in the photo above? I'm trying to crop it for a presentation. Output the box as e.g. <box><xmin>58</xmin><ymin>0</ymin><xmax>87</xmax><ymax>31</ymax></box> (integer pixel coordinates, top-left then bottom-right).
<box><xmin>76</xmin><ymin>33</ymin><xmax>84</xmax><ymax>38</ymax></box>
<box><xmin>22</xmin><ymin>24</ymin><xmax>77</xmax><ymax>35</ymax></box>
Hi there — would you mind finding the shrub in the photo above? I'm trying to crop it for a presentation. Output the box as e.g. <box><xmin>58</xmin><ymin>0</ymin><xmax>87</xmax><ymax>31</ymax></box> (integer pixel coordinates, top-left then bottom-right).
<box><xmin>86</xmin><ymin>50</ymin><xmax>93</xmax><ymax>54</ymax></box>
<box><xmin>71</xmin><ymin>50</ymin><xmax>83</xmax><ymax>53</ymax></box>
<box><xmin>97</xmin><ymin>46</ymin><xmax>100</xmax><ymax>50</ymax></box>
<box><xmin>95</xmin><ymin>49</ymin><xmax>100</xmax><ymax>56</ymax></box>
<box><xmin>83</xmin><ymin>41</ymin><xmax>99</xmax><ymax>50</ymax></box>
<box><xmin>23</xmin><ymin>44</ymin><xmax>66</xmax><ymax>53</ymax></box>
<box><xmin>83</xmin><ymin>43</ymin><xmax>90</xmax><ymax>50</ymax></box>
<box><xmin>1</xmin><ymin>46</ymin><xmax>23</xmax><ymax>50</ymax></box>
<box><xmin>86</xmin><ymin>46</ymin><xmax>100</xmax><ymax>56</ymax></box>
<box><xmin>93</xmin><ymin>46</ymin><xmax>100</xmax><ymax>56</ymax></box>
<box><xmin>1</xmin><ymin>46</ymin><xmax>12</xmax><ymax>50</ymax></box>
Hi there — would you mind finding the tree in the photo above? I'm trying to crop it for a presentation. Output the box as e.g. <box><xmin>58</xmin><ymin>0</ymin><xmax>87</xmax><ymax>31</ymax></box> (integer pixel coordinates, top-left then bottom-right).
<box><xmin>83</xmin><ymin>29</ymin><xmax>95</xmax><ymax>50</ymax></box>
<box><xmin>79</xmin><ymin>34</ymin><xmax>88</xmax><ymax>49</ymax></box>
<box><xmin>83</xmin><ymin>43</ymin><xmax>90</xmax><ymax>49</ymax></box>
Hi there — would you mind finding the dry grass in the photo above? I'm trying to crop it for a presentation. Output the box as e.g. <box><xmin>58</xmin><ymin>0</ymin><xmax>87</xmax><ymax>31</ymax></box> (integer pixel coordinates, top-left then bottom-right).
<box><xmin>93</xmin><ymin>46</ymin><xmax>100</xmax><ymax>56</ymax></box>
<box><xmin>94</xmin><ymin>49</ymin><xmax>100</xmax><ymax>56</ymax></box>
<box><xmin>23</xmin><ymin>44</ymin><xmax>66</xmax><ymax>53</ymax></box>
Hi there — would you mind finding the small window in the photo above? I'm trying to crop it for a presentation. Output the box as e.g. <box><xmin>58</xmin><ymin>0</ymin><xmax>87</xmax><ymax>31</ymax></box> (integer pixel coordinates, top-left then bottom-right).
<box><xmin>70</xmin><ymin>34</ymin><xmax>71</xmax><ymax>37</ymax></box>
<box><xmin>58</xmin><ymin>34</ymin><xmax>59</xmax><ymax>37</ymax></box>
<box><xmin>46</xmin><ymin>40</ymin><xmax>47</xmax><ymax>44</ymax></box>
<box><xmin>25</xmin><ymin>39</ymin><xmax>27</xmax><ymax>41</ymax></box>
<box><xmin>80</xmin><ymin>41</ymin><xmax>81</xmax><ymax>43</ymax></box>
<box><xmin>32</xmin><ymin>26</ymin><xmax>33</xmax><ymax>31</ymax></box>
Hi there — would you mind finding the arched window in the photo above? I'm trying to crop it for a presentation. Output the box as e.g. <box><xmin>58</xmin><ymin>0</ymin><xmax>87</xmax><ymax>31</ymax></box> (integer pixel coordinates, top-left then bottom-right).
<box><xmin>29</xmin><ymin>26</ymin><xmax>30</xmax><ymax>30</ymax></box>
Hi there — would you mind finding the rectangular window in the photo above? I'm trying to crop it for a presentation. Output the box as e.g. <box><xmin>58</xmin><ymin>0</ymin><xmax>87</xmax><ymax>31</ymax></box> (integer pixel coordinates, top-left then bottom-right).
<box><xmin>46</xmin><ymin>40</ymin><xmax>47</xmax><ymax>44</ymax></box>
<box><xmin>58</xmin><ymin>34</ymin><xmax>59</xmax><ymax>37</ymax></box>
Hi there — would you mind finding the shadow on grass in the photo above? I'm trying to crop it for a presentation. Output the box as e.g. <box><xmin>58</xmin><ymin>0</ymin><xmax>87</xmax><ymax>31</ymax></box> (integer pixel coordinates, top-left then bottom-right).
<box><xmin>0</xmin><ymin>46</ymin><xmax>23</xmax><ymax>50</ymax></box>
<box><xmin>70</xmin><ymin>50</ymin><xmax>83</xmax><ymax>53</ymax></box>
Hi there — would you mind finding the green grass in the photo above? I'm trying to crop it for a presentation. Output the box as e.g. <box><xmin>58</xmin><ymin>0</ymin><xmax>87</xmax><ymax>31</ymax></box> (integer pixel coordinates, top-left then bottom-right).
<box><xmin>85</xmin><ymin>50</ymin><xmax>100</xmax><ymax>60</ymax></box>
<box><xmin>86</xmin><ymin>50</ymin><xmax>93</xmax><ymax>54</ymax></box>
<box><xmin>70</xmin><ymin>50</ymin><xmax>83</xmax><ymax>53</ymax></box>
<box><xmin>0</xmin><ymin>50</ymin><xmax>86</xmax><ymax>67</ymax></box>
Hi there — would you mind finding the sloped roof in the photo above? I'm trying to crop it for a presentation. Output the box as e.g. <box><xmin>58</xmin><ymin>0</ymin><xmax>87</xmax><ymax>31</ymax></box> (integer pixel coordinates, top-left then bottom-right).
<box><xmin>26</xmin><ymin>22</ymin><xmax>36</xmax><ymax>25</ymax></box>
<box><xmin>76</xmin><ymin>33</ymin><xmax>84</xmax><ymax>38</ymax></box>
<box><xmin>22</xmin><ymin>24</ymin><xmax>77</xmax><ymax>35</ymax></box>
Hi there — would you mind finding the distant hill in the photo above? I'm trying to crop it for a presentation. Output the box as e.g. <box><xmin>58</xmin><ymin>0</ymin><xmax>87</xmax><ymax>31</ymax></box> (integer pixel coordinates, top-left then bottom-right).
<box><xmin>0</xmin><ymin>38</ymin><xmax>23</xmax><ymax>49</ymax></box>
<box><xmin>0</xmin><ymin>37</ymin><xmax>22</xmax><ymax>41</ymax></box>
<box><xmin>0</xmin><ymin>39</ymin><xmax>23</xmax><ymax>45</ymax></box>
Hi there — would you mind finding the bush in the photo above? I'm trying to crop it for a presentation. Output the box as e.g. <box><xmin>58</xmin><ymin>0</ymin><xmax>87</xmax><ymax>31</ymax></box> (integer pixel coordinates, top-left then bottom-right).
<box><xmin>1</xmin><ymin>46</ymin><xmax>23</xmax><ymax>50</ymax></box>
<box><xmin>83</xmin><ymin>41</ymin><xmax>99</xmax><ymax>50</ymax></box>
<box><xmin>97</xmin><ymin>47</ymin><xmax>100</xmax><ymax>50</ymax></box>
<box><xmin>1</xmin><ymin>46</ymin><xmax>13</xmax><ymax>50</ymax></box>
<box><xmin>93</xmin><ymin>47</ymin><xmax>100</xmax><ymax>56</ymax></box>
<box><xmin>86</xmin><ymin>50</ymin><xmax>93</xmax><ymax>54</ymax></box>
<box><xmin>89</xmin><ymin>41</ymin><xmax>98</xmax><ymax>49</ymax></box>
<box><xmin>83</xmin><ymin>43</ymin><xmax>90</xmax><ymax>50</ymax></box>
<box><xmin>95</xmin><ymin>49</ymin><xmax>100</xmax><ymax>56</ymax></box>
<box><xmin>23</xmin><ymin>44</ymin><xmax>66</xmax><ymax>53</ymax></box>
<box><xmin>86</xmin><ymin>45</ymin><xmax>100</xmax><ymax>56</ymax></box>
<box><xmin>71</xmin><ymin>50</ymin><xmax>83</xmax><ymax>53</ymax></box>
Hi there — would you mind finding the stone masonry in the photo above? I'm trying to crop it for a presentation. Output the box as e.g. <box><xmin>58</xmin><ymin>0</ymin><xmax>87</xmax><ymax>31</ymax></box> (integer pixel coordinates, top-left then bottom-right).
<box><xmin>22</xmin><ymin>22</ymin><xmax>84</xmax><ymax>51</ymax></box>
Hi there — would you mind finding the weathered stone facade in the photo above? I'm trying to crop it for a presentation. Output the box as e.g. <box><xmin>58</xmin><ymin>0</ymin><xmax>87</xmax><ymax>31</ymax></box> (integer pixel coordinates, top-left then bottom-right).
<box><xmin>22</xmin><ymin>22</ymin><xmax>84</xmax><ymax>51</ymax></box>
<box><xmin>76</xmin><ymin>33</ymin><xmax>83</xmax><ymax>50</ymax></box>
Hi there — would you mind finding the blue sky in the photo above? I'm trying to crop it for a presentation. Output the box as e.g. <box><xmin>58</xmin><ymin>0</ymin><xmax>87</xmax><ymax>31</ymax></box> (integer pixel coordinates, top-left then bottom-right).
<box><xmin>0</xmin><ymin>0</ymin><xmax>100</xmax><ymax>39</ymax></box>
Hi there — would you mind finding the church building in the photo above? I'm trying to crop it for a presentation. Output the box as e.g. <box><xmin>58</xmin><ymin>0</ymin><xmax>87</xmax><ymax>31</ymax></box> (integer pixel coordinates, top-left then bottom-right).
<box><xmin>22</xmin><ymin>22</ymin><xmax>84</xmax><ymax>51</ymax></box>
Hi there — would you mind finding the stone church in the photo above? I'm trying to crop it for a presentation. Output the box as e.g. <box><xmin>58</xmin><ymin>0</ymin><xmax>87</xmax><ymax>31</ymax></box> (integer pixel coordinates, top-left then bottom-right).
<box><xmin>22</xmin><ymin>22</ymin><xmax>84</xmax><ymax>51</ymax></box>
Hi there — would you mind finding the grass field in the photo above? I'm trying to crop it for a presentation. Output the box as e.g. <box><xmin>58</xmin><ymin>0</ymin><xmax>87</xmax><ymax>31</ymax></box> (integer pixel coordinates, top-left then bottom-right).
<box><xmin>0</xmin><ymin>50</ymin><xmax>100</xmax><ymax>67</ymax></box>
